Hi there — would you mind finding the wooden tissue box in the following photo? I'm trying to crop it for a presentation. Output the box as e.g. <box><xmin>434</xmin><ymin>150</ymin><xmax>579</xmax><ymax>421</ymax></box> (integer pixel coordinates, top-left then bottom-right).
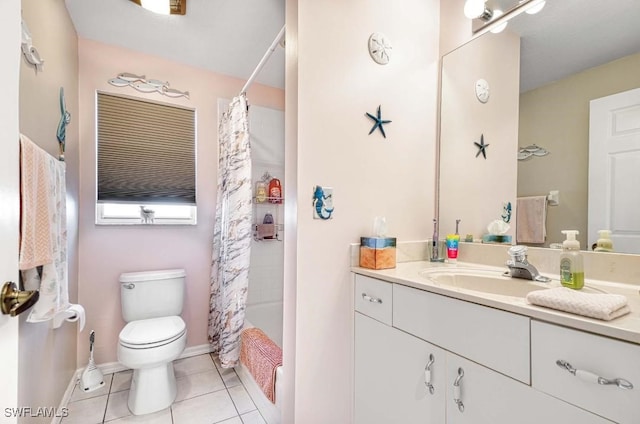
<box><xmin>359</xmin><ymin>237</ymin><xmax>397</xmax><ymax>269</ymax></box>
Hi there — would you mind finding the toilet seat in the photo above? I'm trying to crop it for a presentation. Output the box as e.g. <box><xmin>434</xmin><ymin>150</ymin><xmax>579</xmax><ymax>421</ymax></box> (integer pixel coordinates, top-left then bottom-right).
<box><xmin>119</xmin><ymin>316</ymin><xmax>186</xmax><ymax>349</ymax></box>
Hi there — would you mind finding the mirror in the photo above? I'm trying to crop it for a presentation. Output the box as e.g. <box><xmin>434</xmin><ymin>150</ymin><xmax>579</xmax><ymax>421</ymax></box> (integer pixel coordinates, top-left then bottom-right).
<box><xmin>439</xmin><ymin>0</ymin><xmax>640</xmax><ymax>254</ymax></box>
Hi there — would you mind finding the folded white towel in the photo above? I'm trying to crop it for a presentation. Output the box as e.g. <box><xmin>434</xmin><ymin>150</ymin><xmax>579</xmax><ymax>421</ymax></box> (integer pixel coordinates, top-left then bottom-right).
<box><xmin>526</xmin><ymin>287</ymin><xmax>630</xmax><ymax>321</ymax></box>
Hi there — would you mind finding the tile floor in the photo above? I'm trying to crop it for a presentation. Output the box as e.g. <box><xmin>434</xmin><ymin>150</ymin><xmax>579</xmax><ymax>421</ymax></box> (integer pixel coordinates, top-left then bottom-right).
<box><xmin>62</xmin><ymin>353</ymin><xmax>267</xmax><ymax>424</ymax></box>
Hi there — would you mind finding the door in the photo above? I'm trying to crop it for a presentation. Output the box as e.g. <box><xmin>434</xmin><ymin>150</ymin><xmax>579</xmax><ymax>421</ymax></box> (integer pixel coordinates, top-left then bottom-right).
<box><xmin>0</xmin><ymin>2</ymin><xmax>22</xmax><ymax>422</ymax></box>
<box><xmin>354</xmin><ymin>313</ymin><xmax>446</xmax><ymax>424</ymax></box>
<box><xmin>589</xmin><ymin>88</ymin><xmax>640</xmax><ymax>253</ymax></box>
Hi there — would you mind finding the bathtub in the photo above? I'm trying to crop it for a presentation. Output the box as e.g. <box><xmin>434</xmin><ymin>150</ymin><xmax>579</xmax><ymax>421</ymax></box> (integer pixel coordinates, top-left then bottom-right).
<box><xmin>245</xmin><ymin>301</ymin><xmax>283</xmax><ymax>347</ymax></box>
<box><xmin>239</xmin><ymin>304</ymin><xmax>283</xmax><ymax>424</ymax></box>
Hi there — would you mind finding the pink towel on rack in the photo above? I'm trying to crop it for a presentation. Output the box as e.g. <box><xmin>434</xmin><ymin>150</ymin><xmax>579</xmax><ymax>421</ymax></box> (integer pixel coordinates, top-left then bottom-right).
<box><xmin>240</xmin><ymin>327</ymin><xmax>282</xmax><ymax>403</ymax></box>
<box><xmin>19</xmin><ymin>134</ymin><xmax>53</xmax><ymax>269</ymax></box>
<box><xmin>516</xmin><ymin>196</ymin><xmax>547</xmax><ymax>244</ymax></box>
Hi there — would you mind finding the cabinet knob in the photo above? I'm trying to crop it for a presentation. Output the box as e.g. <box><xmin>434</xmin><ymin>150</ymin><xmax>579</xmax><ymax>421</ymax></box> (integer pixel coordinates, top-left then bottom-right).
<box><xmin>453</xmin><ymin>367</ymin><xmax>465</xmax><ymax>412</ymax></box>
<box><xmin>361</xmin><ymin>293</ymin><xmax>382</xmax><ymax>304</ymax></box>
<box><xmin>556</xmin><ymin>360</ymin><xmax>633</xmax><ymax>390</ymax></box>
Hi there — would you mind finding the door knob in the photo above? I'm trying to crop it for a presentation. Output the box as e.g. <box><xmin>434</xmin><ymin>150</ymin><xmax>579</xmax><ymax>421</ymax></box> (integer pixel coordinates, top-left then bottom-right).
<box><xmin>1</xmin><ymin>282</ymin><xmax>39</xmax><ymax>317</ymax></box>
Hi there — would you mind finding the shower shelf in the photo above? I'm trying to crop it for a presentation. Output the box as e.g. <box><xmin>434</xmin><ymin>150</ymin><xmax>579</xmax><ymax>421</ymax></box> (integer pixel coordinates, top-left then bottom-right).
<box><xmin>253</xmin><ymin>197</ymin><xmax>284</xmax><ymax>241</ymax></box>
<box><xmin>253</xmin><ymin>224</ymin><xmax>284</xmax><ymax>242</ymax></box>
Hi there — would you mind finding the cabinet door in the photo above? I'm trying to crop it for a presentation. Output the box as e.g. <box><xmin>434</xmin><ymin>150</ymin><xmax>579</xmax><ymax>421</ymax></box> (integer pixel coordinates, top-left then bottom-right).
<box><xmin>531</xmin><ymin>320</ymin><xmax>640</xmax><ymax>424</ymax></box>
<box><xmin>355</xmin><ymin>312</ymin><xmax>445</xmax><ymax>424</ymax></box>
<box><xmin>446</xmin><ymin>352</ymin><xmax>612</xmax><ymax>424</ymax></box>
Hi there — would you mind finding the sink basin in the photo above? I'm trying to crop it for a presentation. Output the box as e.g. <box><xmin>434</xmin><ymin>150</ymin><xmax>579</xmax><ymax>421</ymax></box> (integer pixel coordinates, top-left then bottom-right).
<box><xmin>419</xmin><ymin>268</ymin><xmax>550</xmax><ymax>298</ymax></box>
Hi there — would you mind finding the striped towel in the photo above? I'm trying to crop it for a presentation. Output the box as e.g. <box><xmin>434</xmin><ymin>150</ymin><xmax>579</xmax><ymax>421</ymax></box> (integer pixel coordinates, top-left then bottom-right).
<box><xmin>526</xmin><ymin>287</ymin><xmax>630</xmax><ymax>321</ymax></box>
<box><xmin>240</xmin><ymin>327</ymin><xmax>282</xmax><ymax>403</ymax></box>
<box><xmin>19</xmin><ymin>134</ymin><xmax>54</xmax><ymax>269</ymax></box>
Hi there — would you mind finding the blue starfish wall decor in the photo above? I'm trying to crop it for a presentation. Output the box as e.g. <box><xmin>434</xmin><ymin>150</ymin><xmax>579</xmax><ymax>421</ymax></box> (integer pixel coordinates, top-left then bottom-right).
<box><xmin>365</xmin><ymin>105</ymin><xmax>392</xmax><ymax>138</ymax></box>
<box><xmin>474</xmin><ymin>134</ymin><xmax>489</xmax><ymax>159</ymax></box>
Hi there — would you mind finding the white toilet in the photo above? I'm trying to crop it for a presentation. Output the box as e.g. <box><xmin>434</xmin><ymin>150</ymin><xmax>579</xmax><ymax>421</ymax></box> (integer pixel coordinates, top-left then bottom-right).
<box><xmin>117</xmin><ymin>269</ymin><xmax>187</xmax><ymax>415</ymax></box>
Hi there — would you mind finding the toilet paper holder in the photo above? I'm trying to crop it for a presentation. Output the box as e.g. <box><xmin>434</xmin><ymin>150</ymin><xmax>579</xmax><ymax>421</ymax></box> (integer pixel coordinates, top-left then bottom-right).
<box><xmin>51</xmin><ymin>304</ymin><xmax>86</xmax><ymax>331</ymax></box>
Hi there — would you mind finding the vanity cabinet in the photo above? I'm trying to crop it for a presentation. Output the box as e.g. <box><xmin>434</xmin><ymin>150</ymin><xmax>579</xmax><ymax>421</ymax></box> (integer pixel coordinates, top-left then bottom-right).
<box><xmin>354</xmin><ymin>274</ymin><xmax>613</xmax><ymax>424</ymax></box>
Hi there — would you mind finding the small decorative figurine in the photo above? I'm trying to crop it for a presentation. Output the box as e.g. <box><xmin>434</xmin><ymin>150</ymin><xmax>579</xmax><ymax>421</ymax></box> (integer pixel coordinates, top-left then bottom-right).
<box><xmin>368</xmin><ymin>33</ymin><xmax>392</xmax><ymax>65</ymax></box>
<box><xmin>366</xmin><ymin>105</ymin><xmax>392</xmax><ymax>138</ymax></box>
<box><xmin>502</xmin><ymin>201</ymin><xmax>512</xmax><ymax>224</ymax></box>
<box><xmin>108</xmin><ymin>73</ymin><xmax>190</xmax><ymax>99</ymax></box>
<box><xmin>21</xmin><ymin>19</ymin><xmax>44</xmax><ymax>71</ymax></box>
<box><xmin>312</xmin><ymin>186</ymin><xmax>334</xmax><ymax>220</ymax></box>
<box><xmin>474</xmin><ymin>134</ymin><xmax>489</xmax><ymax>159</ymax></box>
<box><xmin>140</xmin><ymin>206</ymin><xmax>155</xmax><ymax>224</ymax></box>
<box><xmin>56</xmin><ymin>87</ymin><xmax>71</xmax><ymax>161</ymax></box>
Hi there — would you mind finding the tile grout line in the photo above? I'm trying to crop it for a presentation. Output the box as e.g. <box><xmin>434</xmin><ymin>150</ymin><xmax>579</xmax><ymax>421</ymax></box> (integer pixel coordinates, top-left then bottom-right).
<box><xmin>233</xmin><ymin>363</ymin><xmax>267</xmax><ymax>423</ymax></box>
<box><xmin>102</xmin><ymin>372</ymin><xmax>115</xmax><ymax>424</ymax></box>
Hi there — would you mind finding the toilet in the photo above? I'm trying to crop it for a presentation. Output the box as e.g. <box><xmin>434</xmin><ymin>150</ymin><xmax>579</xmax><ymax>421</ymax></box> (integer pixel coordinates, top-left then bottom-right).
<box><xmin>117</xmin><ymin>269</ymin><xmax>187</xmax><ymax>415</ymax></box>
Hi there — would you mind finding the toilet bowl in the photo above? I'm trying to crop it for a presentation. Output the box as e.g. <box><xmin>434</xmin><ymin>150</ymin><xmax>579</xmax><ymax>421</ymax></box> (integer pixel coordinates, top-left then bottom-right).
<box><xmin>118</xmin><ymin>316</ymin><xmax>187</xmax><ymax>415</ymax></box>
<box><xmin>117</xmin><ymin>269</ymin><xmax>187</xmax><ymax>415</ymax></box>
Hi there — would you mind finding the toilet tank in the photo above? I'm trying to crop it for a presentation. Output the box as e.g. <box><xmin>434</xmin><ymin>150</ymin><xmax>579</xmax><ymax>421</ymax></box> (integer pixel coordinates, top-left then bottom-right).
<box><xmin>120</xmin><ymin>269</ymin><xmax>185</xmax><ymax>322</ymax></box>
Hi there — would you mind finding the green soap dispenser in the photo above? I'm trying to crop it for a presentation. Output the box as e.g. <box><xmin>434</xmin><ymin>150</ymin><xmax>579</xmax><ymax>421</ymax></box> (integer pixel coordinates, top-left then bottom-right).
<box><xmin>560</xmin><ymin>230</ymin><xmax>584</xmax><ymax>290</ymax></box>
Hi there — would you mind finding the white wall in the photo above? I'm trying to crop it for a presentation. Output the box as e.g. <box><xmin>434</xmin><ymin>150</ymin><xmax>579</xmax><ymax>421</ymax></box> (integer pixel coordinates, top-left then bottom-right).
<box><xmin>288</xmin><ymin>0</ymin><xmax>440</xmax><ymax>422</ymax></box>
<box><xmin>18</xmin><ymin>1</ymin><xmax>80</xmax><ymax>420</ymax></box>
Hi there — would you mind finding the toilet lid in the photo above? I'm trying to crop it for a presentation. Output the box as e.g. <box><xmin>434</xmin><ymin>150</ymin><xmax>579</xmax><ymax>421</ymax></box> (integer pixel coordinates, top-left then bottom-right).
<box><xmin>119</xmin><ymin>316</ymin><xmax>186</xmax><ymax>347</ymax></box>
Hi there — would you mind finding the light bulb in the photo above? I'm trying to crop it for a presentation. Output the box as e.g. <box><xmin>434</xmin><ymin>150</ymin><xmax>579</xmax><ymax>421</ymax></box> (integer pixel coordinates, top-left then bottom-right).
<box><xmin>526</xmin><ymin>0</ymin><xmax>546</xmax><ymax>14</ymax></box>
<box><xmin>464</xmin><ymin>0</ymin><xmax>487</xmax><ymax>19</ymax></box>
<box><xmin>490</xmin><ymin>9</ymin><xmax>508</xmax><ymax>33</ymax></box>
<box><xmin>140</xmin><ymin>0</ymin><xmax>170</xmax><ymax>15</ymax></box>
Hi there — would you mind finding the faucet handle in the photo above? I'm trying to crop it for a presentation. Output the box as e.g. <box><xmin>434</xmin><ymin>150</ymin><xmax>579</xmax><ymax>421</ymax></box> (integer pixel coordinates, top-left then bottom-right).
<box><xmin>508</xmin><ymin>245</ymin><xmax>528</xmax><ymax>263</ymax></box>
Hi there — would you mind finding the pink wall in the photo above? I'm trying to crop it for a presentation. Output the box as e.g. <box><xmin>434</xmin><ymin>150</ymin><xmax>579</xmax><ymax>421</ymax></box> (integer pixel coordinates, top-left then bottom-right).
<box><xmin>77</xmin><ymin>38</ymin><xmax>284</xmax><ymax>365</ymax></box>
<box><xmin>289</xmin><ymin>0</ymin><xmax>440</xmax><ymax>422</ymax></box>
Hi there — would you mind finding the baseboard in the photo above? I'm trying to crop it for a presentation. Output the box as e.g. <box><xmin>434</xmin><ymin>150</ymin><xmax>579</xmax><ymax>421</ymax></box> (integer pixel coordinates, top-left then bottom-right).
<box><xmin>51</xmin><ymin>369</ymin><xmax>82</xmax><ymax>424</ymax></box>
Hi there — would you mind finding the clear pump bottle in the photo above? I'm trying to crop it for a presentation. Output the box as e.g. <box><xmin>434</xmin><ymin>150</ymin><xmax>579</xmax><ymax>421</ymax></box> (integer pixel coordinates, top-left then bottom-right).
<box><xmin>594</xmin><ymin>229</ymin><xmax>614</xmax><ymax>252</ymax></box>
<box><xmin>560</xmin><ymin>230</ymin><xmax>584</xmax><ymax>290</ymax></box>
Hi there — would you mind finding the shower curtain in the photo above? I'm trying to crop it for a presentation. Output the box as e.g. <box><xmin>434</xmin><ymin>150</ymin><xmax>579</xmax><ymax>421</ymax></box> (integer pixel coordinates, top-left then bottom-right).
<box><xmin>208</xmin><ymin>94</ymin><xmax>253</xmax><ymax>368</ymax></box>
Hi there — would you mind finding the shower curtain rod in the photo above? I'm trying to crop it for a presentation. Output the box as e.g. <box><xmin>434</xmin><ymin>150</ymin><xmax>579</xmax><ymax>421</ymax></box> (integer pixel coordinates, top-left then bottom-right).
<box><xmin>240</xmin><ymin>25</ymin><xmax>286</xmax><ymax>94</ymax></box>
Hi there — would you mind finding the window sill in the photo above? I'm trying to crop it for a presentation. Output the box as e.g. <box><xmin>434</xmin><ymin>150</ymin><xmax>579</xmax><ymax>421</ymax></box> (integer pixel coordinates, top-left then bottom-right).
<box><xmin>95</xmin><ymin>218</ymin><xmax>197</xmax><ymax>226</ymax></box>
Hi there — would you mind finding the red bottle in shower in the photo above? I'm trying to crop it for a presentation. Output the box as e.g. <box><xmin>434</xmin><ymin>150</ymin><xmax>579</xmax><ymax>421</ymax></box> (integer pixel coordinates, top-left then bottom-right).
<box><xmin>268</xmin><ymin>178</ymin><xmax>282</xmax><ymax>204</ymax></box>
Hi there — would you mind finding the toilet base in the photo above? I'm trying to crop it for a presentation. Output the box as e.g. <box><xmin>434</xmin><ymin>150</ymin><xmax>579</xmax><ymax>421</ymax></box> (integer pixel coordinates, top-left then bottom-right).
<box><xmin>128</xmin><ymin>362</ymin><xmax>177</xmax><ymax>415</ymax></box>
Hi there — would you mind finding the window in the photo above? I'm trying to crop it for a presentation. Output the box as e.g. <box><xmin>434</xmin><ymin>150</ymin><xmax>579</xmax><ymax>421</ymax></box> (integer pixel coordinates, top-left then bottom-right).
<box><xmin>96</xmin><ymin>92</ymin><xmax>196</xmax><ymax>225</ymax></box>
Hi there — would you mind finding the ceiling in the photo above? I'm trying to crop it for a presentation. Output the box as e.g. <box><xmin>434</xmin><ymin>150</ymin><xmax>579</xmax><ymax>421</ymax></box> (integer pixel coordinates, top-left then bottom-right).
<box><xmin>501</xmin><ymin>0</ymin><xmax>640</xmax><ymax>92</ymax></box>
<box><xmin>65</xmin><ymin>1</ymin><xmax>640</xmax><ymax>94</ymax></box>
<box><xmin>64</xmin><ymin>0</ymin><xmax>286</xmax><ymax>89</ymax></box>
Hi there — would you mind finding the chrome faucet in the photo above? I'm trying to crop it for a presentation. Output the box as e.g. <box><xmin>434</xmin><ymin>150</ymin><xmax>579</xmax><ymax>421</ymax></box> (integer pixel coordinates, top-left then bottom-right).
<box><xmin>505</xmin><ymin>245</ymin><xmax>551</xmax><ymax>283</ymax></box>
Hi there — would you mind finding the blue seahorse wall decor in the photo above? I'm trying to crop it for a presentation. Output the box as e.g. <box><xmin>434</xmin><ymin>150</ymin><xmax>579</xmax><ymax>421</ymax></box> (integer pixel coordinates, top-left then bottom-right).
<box><xmin>313</xmin><ymin>185</ymin><xmax>334</xmax><ymax>220</ymax></box>
<box><xmin>502</xmin><ymin>201</ymin><xmax>512</xmax><ymax>224</ymax></box>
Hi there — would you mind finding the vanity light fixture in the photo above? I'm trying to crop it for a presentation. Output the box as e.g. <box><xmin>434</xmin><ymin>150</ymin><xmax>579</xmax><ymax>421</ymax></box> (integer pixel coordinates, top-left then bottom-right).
<box><xmin>129</xmin><ymin>0</ymin><xmax>186</xmax><ymax>15</ymax></box>
<box><xmin>489</xmin><ymin>9</ymin><xmax>508</xmax><ymax>33</ymax></box>
<box><xmin>522</xmin><ymin>0</ymin><xmax>546</xmax><ymax>14</ymax></box>
<box><xmin>466</xmin><ymin>0</ymin><xmax>546</xmax><ymax>34</ymax></box>
<box><xmin>464</xmin><ymin>0</ymin><xmax>493</xmax><ymax>20</ymax></box>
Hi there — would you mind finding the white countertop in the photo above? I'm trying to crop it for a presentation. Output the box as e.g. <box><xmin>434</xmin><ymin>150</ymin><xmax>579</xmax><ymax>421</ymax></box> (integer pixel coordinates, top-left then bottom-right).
<box><xmin>352</xmin><ymin>260</ymin><xmax>640</xmax><ymax>345</ymax></box>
